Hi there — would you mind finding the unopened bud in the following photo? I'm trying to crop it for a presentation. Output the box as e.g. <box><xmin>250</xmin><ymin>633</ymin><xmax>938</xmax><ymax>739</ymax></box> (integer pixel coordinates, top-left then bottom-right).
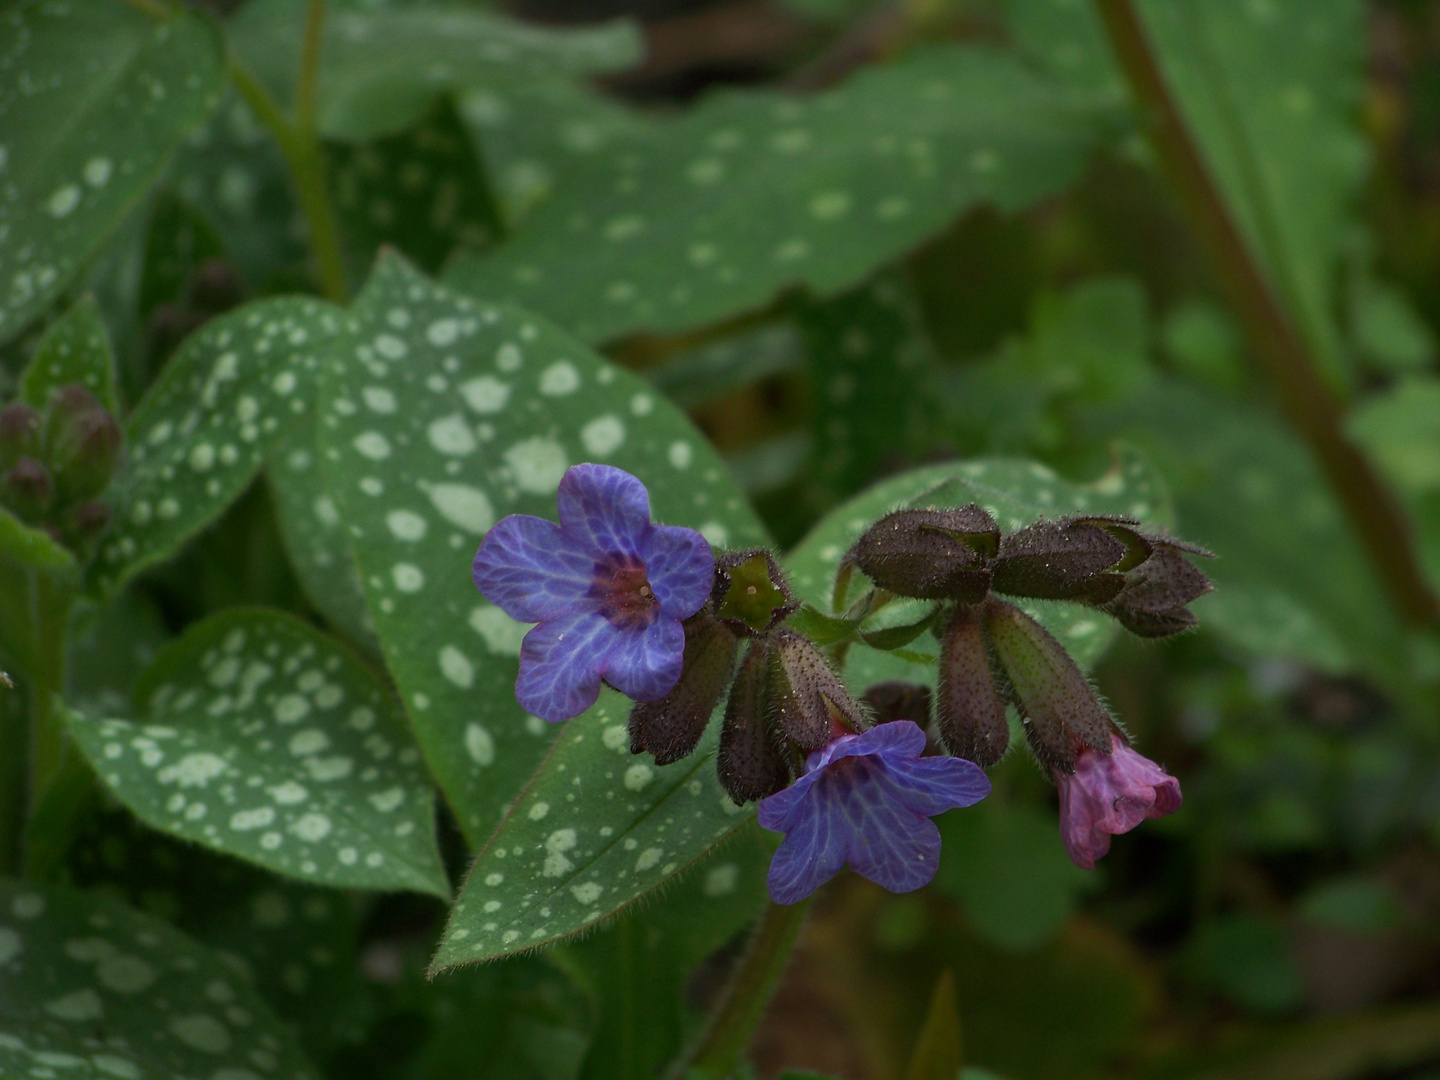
<box><xmin>769</xmin><ymin>629</ymin><xmax>867</xmax><ymax>750</ymax></box>
<box><xmin>1106</xmin><ymin>540</ymin><xmax>1213</xmax><ymax>638</ymax></box>
<box><xmin>712</xmin><ymin>549</ymin><xmax>798</xmax><ymax>637</ymax></box>
<box><xmin>936</xmin><ymin>605</ymin><xmax>1009</xmax><ymax>767</ymax></box>
<box><xmin>3</xmin><ymin>457</ymin><xmax>55</xmax><ymax>521</ymax></box>
<box><xmin>43</xmin><ymin>383</ymin><xmax>103</xmax><ymax>448</ymax></box>
<box><xmin>847</xmin><ymin>506</ymin><xmax>998</xmax><ymax>601</ymax></box>
<box><xmin>718</xmin><ymin>642</ymin><xmax>792</xmax><ymax>804</ymax></box>
<box><xmin>191</xmin><ymin>259</ymin><xmax>243</xmax><ymax>312</ymax></box>
<box><xmin>985</xmin><ymin>599</ymin><xmax>1114</xmax><ymax>774</ymax></box>
<box><xmin>67</xmin><ymin>500</ymin><xmax>112</xmax><ymax>541</ymax></box>
<box><xmin>629</xmin><ymin>615</ymin><xmax>738</xmax><ymax>765</ymax></box>
<box><xmin>991</xmin><ymin>518</ymin><xmax>1129</xmax><ymax>603</ymax></box>
<box><xmin>50</xmin><ymin>405</ymin><xmax>122</xmax><ymax>502</ymax></box>
<box><xmin>0</xmin><ymin>402</ymin><xmax>42</xmax><ymax>470</ymax></box>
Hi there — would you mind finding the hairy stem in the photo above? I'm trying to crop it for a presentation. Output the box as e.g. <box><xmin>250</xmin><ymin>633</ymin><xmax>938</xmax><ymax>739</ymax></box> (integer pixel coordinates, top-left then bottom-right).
<box><xmin>1092</xmin><ymin>0</ymin><xmax>1440</xmax><ymax>628</ymax></box>
<box><xmin>676</xmin><ymin>897</ymin><xmax>809</xmax><ymax>1077</ymax></box>
<box><xmin>228</xmin><ymin>58</ymin><xmax>348</xmax><ymax>304</ymax></box>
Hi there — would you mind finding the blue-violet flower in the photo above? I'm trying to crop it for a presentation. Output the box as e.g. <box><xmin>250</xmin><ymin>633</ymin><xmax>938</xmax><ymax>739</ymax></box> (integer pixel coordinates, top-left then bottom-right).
<box><xmin>757</xmin><ymin>720</ymin><xmax>991</xmax><ymax>904</ymax></box>
<box><xmin>1056</xmin><ymin>734</ymin><xmax>1182</xmax><ymax>869</ymax></box>
<box><xmin>472</xmin><ymin>463</ymin><xmax>714</xmax><ymax>722</ymax></box>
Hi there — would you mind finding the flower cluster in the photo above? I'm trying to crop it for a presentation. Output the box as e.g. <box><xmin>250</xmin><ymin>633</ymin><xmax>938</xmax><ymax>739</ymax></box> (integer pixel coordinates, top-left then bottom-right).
<box><xmin>473</xmin><ymin>466</ymin><xmax>1207</xmax><ymax>903</ymax></box>
<box><xmin>0</xmin><ymin>384</ymin><xmax>121</xmax><ymax>548</ymax></box>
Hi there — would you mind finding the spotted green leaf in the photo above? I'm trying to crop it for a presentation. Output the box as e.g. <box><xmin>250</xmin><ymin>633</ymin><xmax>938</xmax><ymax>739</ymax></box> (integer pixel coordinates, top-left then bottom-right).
<box><xmin>93</xmin><ymin>296</ymin><xmax>343</xmax><ymax>596</ymax></box>
<box><xmin>430</xmin><ymin>690</ymin><xmax>759</xmax><ymax>970</ymax></box>
<box><xmin>447</xmin><ymin>45</ymin><xmax>1105</xmax><ymax>344</ymax></box>
<box><xmin>65</xmin><ymin>607</ymin><xmax>449</xmax><ymax>897</ymax></box>
<box><xmin>785</xmin><ymin>449</ymin><xmax>1175</xmax><ymax>690</ymax></box>
<box><xmin>0</xmin><ymin>878</ymin><xmax>317</xmax><ymax>1080</ymax></box>
<box><xmin>1138</xmin><ymin>0</ymin><xmax>1367</xmax><ymax>386</ymax></box>
<box><xmin>21</xmin><ymin>297</ymin><xmax>118</xmax><ymax>414</ymax></box>
<box><xmin>230</xmin><ymin>0</ymin><xmax>642</xmax><ymax>142</ymax></box>
<box><xmin>316</xmin><ymin>253</ymin><xmax>768</xmax><ymax>843</ymax></box>
<box><xmin>0</xmin><ymin>0</ymin><xmax>225</xmax><ymax>343</ymax></box>
<box><xmin>0</xmin><ymin>506</ymin><xmax>73</xmax><ymax>570</ymax></box>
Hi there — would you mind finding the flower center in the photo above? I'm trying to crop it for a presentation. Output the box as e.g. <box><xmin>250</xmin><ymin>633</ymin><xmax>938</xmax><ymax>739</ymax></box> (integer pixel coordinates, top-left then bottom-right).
<box><xmin>590</xmin><ymin>554</ymin><xmax>659</xmax><ymax>630</ymax></box>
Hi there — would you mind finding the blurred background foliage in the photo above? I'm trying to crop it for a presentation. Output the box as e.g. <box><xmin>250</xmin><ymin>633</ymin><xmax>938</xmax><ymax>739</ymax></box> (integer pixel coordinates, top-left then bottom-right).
<box><xmin>7</xmin><ymin>0</ymin><xmax>1440</xmax><ymax>1076</ymax></box>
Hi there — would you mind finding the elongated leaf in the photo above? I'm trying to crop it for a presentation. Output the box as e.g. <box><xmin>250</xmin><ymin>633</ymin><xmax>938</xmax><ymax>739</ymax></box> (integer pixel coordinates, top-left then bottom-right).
<box><xmin>21</xmin><ymin>296</ymin><xmax>118</xmax><ymax>413</ymax></box>
<box><xmin>93</xmin><ymin>296</ymin><xmax>343</xmax><ymax>596</ymax></box>
<box><xmin>66</xmin><ymin>607</ymin><xmax>449</xmax><ymax>897</ymax></box>
<box><xmin>0</xmin><ymin>506</ymin><xmax>73</xmax><ymax>570</ymax></box>
<box><xmin>1138</xmin><ymin>0</ymin><xmax>1367</xmax><ymax>386</ymax></box>
<box><xmin>230</xmin><ymin>0</ymin><xmax>642</xmax><ymax>141</ymax></box>
<box><xmin>786</xmin><ymin>449</ymin><xmax>1175</xmax><ymax>693</ymax></box>
<box><xmin>317</xmin><ymin>253</ymin><xmax>768</xmax><ymax>843</ymax></box>
<box><xmin>448</xmin><ymin>45</ymin><xmax>1106</xmax><ymax>344</ymax></box>
<box><xmin>431</xmin><ymin>689</ymin><xmax>760</xmax><ymax>970</ymax></box>
<box><xmin>0</xmin><ymin>0</ymin><xmax>225</xmax><ymax>342</ymax></box>
<box><xmin>0</xmin><ymin>878</ymin><xmax>316</xmax><ymax>1080</ymax></box>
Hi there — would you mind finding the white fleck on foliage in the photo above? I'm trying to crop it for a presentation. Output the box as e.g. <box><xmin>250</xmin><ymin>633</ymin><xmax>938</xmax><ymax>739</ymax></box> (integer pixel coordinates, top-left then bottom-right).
<box><xmin>316</xmin><ymin>253</ymin><xmax>768</xmax><ymax>846</ymax></box>
<box><xmin>65</xmin><ymin>609</ymin><xmax>449</xmax><ymax>897</ymax></box>
<box><xmin>95</xmin><ymin>297</ymin><xmax>344</xmax><ymax>596</ymax></box>
<box><xmin>0</xmin><ymin>879</ymin><xmax>316</xmax><ymax>1080</ymax></box>
<box><xmin>0</xmin><ymin>2</ymin><xmax>226</xmax><ymax>343</ymax></box>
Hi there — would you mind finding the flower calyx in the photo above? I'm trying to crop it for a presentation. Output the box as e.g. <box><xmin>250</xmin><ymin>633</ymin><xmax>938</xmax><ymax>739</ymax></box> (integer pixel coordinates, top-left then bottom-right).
<box><xmin>712</xmin><ymin>548</ymin><xmax>799</xmax><ymax>637</ymax></box>
<box><xmin>629</xmin><ymin>614</ymin><xmax>739</xmax><ymax>765</ymax></box>
<box><xmin>846</xmin><ymin>505</ymin><xmax>998</xmax><ymax>603</ymax></box>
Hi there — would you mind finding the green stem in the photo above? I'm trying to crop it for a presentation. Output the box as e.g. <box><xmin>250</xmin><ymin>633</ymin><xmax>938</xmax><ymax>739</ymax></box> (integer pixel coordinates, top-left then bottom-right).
<box><xmin>296</xmin><ymin>0</ymin><xmax>327</xmax><ymax>137</ymax></box>
<box><xmin>228</xmin><ymin>58</ymin><xmax>348</xmax><ymax>304</ymax></box>
<box><xmin>1091</xmin><ymin>0</ymin><xmax>1440</xmax><ymax>629</ymax></box>
<box><xmin>676</xmin><ymin>897</ymin><xmax>810</xmax><ymax>1078</ymax></box>
<box><xmin>27</xmin><ymin>572</ymin><xmax>72</xmax><ymax>813</ymax></box>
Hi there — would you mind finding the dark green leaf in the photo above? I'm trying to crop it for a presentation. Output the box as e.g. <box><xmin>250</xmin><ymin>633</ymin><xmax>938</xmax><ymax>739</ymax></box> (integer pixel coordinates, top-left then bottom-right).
<box><xmin>65</xmin><ymin>607</ymin><xmax>449</xmax><ymax>897</ymax></box>
<box><xmin>904</xmin><ymin>970</ymin><xmax>963</xmax><ymax>1080</ymax></box>
<box><xmin>93</xmin><ymin>296</ymin><xmax>343</xmax><ymax>596</ymax></box>
<box><xmin>448</xmin><ymin>45</ymin><xmax>1107</xmax><ymax>344</ymax></box>
<box><xmin>0</xmin><ymin>877</ymin><xmax>317</xmax><ymax>1079</ymax></box>
<box><xmin>21</xmin><ymin>296</ymin><xmax>118</xmax><ymax>413</ymax></box>
<box><xmin>316</xmin><ymin>253</ymin><xmax>767</xmax><ymax>845</ymax></box>
<box><xmin>0</xmin><ymin>506</ymin><xmax>73</xmax><ymax>570</ymax></box>
<box><xmin>0</xmin><ymin>0</ymin><xmax>225</xmax><ymax>342</ymax></box>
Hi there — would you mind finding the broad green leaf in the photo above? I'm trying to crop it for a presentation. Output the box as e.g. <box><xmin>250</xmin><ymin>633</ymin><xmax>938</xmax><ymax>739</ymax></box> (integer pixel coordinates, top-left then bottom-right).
<box><xmin>1351</xmin><ymin>278</ymin><xmax>1437</xmax><ymax>373</ymax></box>
<box><xmin>448</xmin><ymin>45</ymin><xmax>1106</xmax><ymax>344</ymax></box>
<box><xmin>0</xmin><ymin>878</ymin><xmax>317</xmax><ymax>1080</ymax></box>
<box><xmin>328</xmin><ymin>97</ymin><xmax>504</xmax><ymax>277</ymax></box>
<box><xmin>138</xmin><ymin>190</ymin><xmax>228</xmax><ymax>331</ymax></box>
<box><xmin>1180</xmin><ymin>914</ymin><xmax>1304</xmax><ymax>1013</ymax></box>
<box><xmin>645</xmin><ymin>322</ymin><xmax>803</xmax><ymax>409</ymax></box>
<box><xmin>0</xmin><ymin>0</ymin><xmax>225</xmax><ymax>343</ymax></box>
<box><xmin>1138</xmin><ymin>0</ymin><xmax>1367</xmax><ymax>387</ymax></box>
<box><xmin>934</xmin><ymin>796</ymin><xmax>1096</xmax><ymax>952</ymax></box>
<box><xmin>430</xmin><ymin>689</ymin><xmax>760</xmax><ymax>969</ymax></box>
<box><xmin>65</xmin><ymin>607</ymin><xmax>449</xmax><ymax>897</ymax></box>
<box><xmin>316</xmin><ymin>253</ymin><xmax>768</xmax><ymax>843</ymax></box>
<box><xmin>798</xmin><ymin>268</ymin><xmax>938</xmax><ymax>507</ymax></box>
<box><xmin>267</xmin><ymin>409</ymin><xmax>377</xmax><ymax>648</ymax></box>
<box><xmin>92</xmin><ymin>296</ymin><xmax>343</xmax><ymax>596</ymax></box>
<box><xmin>0</xmin><ymin>506</ymin><xmax>73</xmax><ymax>570</ymax></box>
<box><xmin>230</xmin><ymin>0</ymin><xmax>642</xmax><ymax>141</ymax></box>
<box><xmin>785</xmin><ymin>449</ymin><xmax>1175</xmax><ymax>693</ymax></box>
<box><xmin>1347</xmin><ymin>377</ymin><xmax>1440</xmax><ymax>492</ymax></box>
<box><xmin>1001</xmin><ymin>0</ymin><xmax>1125</xmax><ymax>101</ymax></box>
<box><xmin>559</xmin><ymin>832</ymin><xmax>771</xmax><ymax>1080</ymax></box>
<box><xmin>21</xmin><ymin>296</ymin><xmax>118</xmax><ymax>413</ymax></box>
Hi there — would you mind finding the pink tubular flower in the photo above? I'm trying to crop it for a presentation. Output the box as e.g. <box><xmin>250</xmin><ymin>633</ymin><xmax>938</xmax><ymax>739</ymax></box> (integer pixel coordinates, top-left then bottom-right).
<box><xmin>1056</xmin><ymin>734</ymin><xmax>1182</xmax><ymax>869</ymax></box>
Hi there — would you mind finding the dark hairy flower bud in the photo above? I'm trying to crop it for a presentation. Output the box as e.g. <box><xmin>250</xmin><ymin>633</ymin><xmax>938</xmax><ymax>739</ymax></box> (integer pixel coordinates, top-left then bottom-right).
<box><xmin>985</xmin><ymin>599</ymin><xmax>1114</xmax><ymax>774</ymax></box>
<box><xmin>49</xmin><ymin>405</ymin><xmax>122</xmax><ymax>503</ymax></box>
<box><xmin>712</xmin><ymin>548</ymin><xmax>799</xmax><ymax>637</ymax></box>
<box><xmin>769</xmin><ymin>629</ymin><xmax>867</xmax><ymax>750</ymax></box>
<box><xmin>0</xmin><ymin>402</ymin><xmax>42</xmax><ymax>470</ymax></box>
<box><xmin>860</xmin><ymin>681</ymin><xmax>932</xmax><ymax>726</ymax></box>
<box><xmin>990</xmin><ymin>518</ymin><xmax>1130</xmax><ymax>603</ymax></box>
<box><xmin>1105</xmin><ymin>541</ymin><xmax>1213</xmax><ymax>637</ymax></box>
<box><xmin>718</xmin><ymin>642</ymin><xmax>792</xmax><ymax>804</ymax></box>
<box><xmin>847</xmin><ymin>505</ymin><xmax>998</xmax><ymax>602</ymax></box>
<box><xmin>66</xmin><ymin>500</ymin><xmax>112</xmax><ymax>540</ymax></box>
<box><xmin>936</xmin><ymin>605</ymin><xmax>1009</xmax><ymax>767</ymax></box>
<box><xmin>3</xmin><ymin>457</ymin><xmax>56</xmax><ymax>522</ymax></box>
<box><xmin>629</xmin><ymin>615</ymin><xmax>739</xmax><ymax>765</ymax></box>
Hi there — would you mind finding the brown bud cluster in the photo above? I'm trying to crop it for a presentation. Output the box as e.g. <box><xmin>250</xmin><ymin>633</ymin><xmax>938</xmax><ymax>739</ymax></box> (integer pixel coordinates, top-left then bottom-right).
<box><xmin>0</xmin><ymin>383</ymin><xmax>122</xmax><ymax>549</ymax></box>
<box><xmin>630</xmin><ymin>548</ymin><xmax>871</xmax><ymax>805</ymax></box>
<box><xmin>847</xmin><ymin>506</ymin><xmax>1212</xmax><ymax>639</ymax></box>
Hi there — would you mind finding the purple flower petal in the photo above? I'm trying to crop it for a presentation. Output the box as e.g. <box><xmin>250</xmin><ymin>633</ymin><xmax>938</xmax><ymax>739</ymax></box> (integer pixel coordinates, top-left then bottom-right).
<box><xmin>869</xmin><ymin>754</ymin><xmax>991</xmax><ymax>817</ymax></box>
<box><xmin>1056</xmin><ymin>735</ymin><xmax>1183</xmax><ymax>870</ymax></box>
<box><xmin>813</xmin><ymin>720</ymin><xmax>927</xmax><ymax>772</ymax></box>
<box><xmin>556</xmin><ymin>464</ymin><xmax>652</xmax><ymax>559</ymax></box>
<box><xmin>473</xmin><ymin>515</ymin><xmax>598</xmax><ymax>623</ymax></box>
<box><xmin>639</xmin><ymin>523</ymin><xmax>715</xmax><ymax>619</ymax></box>
<box><xmin>600</xmin><ymin>614</ymin><xmax>686</xmax><ymax>702</ymax></box>
<box><xmin>766</xmin><ymin>791</ymin><xmax>847</xmax><ymax>906</ymax></box>
<box><xmin>515</xmin><ymin>612</ymin><xmax>620</xmax><ymax>722</ymax></box>
<box><xmin>839</xmin><ymin>778</ymin><xmax>943</xmax><ymax>895</ymax></box>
